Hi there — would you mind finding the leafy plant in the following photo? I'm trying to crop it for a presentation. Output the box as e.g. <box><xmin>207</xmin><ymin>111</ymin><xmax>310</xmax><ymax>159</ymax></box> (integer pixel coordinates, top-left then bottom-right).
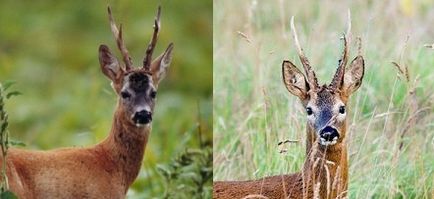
<box><xmin>157</xmin><ymin>147</ymin><xmax>212</xmax><ymax>199</ymax></box>
<box><xmin>0</xmin><ymin>81</ymin><xmax>22</xmax><ymax>199</ymax></box>
<box><xmin>156</xmin><ymin>105</ymin><xmax>213</xmax><ymax>199</ymax></box>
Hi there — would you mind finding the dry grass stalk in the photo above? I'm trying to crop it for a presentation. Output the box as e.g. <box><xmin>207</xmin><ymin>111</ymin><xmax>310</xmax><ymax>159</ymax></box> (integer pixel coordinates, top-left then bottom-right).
<box><xmin>242</xmin><ymin>194</ymin><xmax>269</xmax><ymax>199</ymax></box>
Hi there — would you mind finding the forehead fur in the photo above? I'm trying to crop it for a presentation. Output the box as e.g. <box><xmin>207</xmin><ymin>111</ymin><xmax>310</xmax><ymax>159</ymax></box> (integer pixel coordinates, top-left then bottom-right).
<box><xmin>125</xmin><ymin>72</ymin><xmax>152</xmax><ymax>92</ymax></box>
<box><xmin>311</xmin><ymin>85</ymin><xmax>336</xmax><ymax>107</ymax></box>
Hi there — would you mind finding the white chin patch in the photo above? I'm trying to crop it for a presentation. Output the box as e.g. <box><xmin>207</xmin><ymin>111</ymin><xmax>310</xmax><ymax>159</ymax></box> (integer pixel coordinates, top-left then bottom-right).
<box><xmin>135</xmin><ymin>123</ymin><xmax>151</xmax><ymax>128</ymax></box>
<box><xmin>319</xmin><ymin>137</ymin><xmax>338</xmax><ymax>146</ymax></box>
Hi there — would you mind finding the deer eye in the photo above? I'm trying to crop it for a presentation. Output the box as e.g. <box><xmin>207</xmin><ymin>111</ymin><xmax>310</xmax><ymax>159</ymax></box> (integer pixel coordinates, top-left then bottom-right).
<box><xmin>339</xmin><ymin>106</ymin><xmax>346</xmax><ymax>114</ymax></box>
<box><xmin>120</xmin><ymin>91</ymin><xmax>131</xmax><ymax>99</ymax></box>
<box><xmin>150</xmin><ymin>91</ymin><xmax>157</xmax><ymax>99</ymax></box>
<box><xmin>306</xmin><ymin>107</ymin><xmax>313</xmax><ymax>115</ymax></box>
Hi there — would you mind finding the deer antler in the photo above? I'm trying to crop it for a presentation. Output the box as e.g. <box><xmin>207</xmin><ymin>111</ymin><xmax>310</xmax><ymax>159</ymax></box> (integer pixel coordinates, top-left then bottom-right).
<box><xmin>330</xmin><ymin>10</ymin><xmax>351</xmax><ymax>90</ymax></box>
<box><xmin>143</xmin><ymin>6</ymin><xmax>161</xmax><ymax>71</ymax></box>
<box><xmin>108</xmin><ymin>6</ymin><xmax>133</xmax><ymax>71</ymax></box>
<box><xmin>290</xmin><ymin>16</ymin><xmax>319</xmax><ymax>90</ymax></box>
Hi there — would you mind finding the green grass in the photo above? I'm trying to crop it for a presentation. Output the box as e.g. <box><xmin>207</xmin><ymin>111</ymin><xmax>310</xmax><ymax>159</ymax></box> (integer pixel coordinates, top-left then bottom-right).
<box><xmin>0</xmin><ymin>0</ymin><xmax>212</xmax><ymax>198</ymax></box>
<box><xmin>213</xmin><ymin>0</ymin><xmax>434</xmax><ymax>198</ymax></box>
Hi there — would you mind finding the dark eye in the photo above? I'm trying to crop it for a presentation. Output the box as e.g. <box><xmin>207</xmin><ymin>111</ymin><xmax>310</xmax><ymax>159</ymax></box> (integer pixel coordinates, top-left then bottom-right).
<box><xmin>339</xmin><ymin>106</ymin><xmax>346</xmax><ymax>114</ymax></box>
<box><xmin>306</xmin><ymin>107</ymin><xmax>313</xmax><ymax>115</ymax></box>
<box><xmin>150</xmin><ymin>91</ymin><xmax>157</xmax><ymax>99</ymax></box>
<box><xmin>120</xmin><ymin>91</ymin><xmax>131</xmax><ymax>99</ymax></box>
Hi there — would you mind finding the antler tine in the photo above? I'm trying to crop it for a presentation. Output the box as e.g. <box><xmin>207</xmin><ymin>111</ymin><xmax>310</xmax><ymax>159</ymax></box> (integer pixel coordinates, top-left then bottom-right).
<box><xmin>143</xmin><ymin>6</ymin><xmax>161</xmax><ymax>70</ymax></box>
<box><xmin>357</xmin><ymin>36</ymin><xmax>362</xmax><ymax>56</ymax></box>
<box><xmin>108</xmin><ymin>6</ymin><xmax>133</xmax><ymax>70</ymax></box>
<box><xmin>346</xmin><ymin>9</ymin><xmax>352</xmax><ymax>43</ymax></box>
<box><xmin>330</xmin><ymin>10</ymin><xmax>351</xmax><ymax>89</ymax></box>
<box><xmin>341</xmin><ymin>9</ymin><xmax>351</xmax><ymax>68</ymax></box>
<box><xmin>290</xmin><ymin>16</ymin><xmax>319</xmax><ymax>89</ymax></box>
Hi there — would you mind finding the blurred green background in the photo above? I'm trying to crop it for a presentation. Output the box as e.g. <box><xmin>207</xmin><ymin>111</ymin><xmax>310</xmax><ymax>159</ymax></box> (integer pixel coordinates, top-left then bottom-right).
<box><xmin>214</xmin><ymin>0</ymin><xmax>434</xmax><ymax>198</ymax></box>
<box><xmin>0</xmin><ymin>0</ymin><xmax>212</xmax><ymax>198</ymax></box>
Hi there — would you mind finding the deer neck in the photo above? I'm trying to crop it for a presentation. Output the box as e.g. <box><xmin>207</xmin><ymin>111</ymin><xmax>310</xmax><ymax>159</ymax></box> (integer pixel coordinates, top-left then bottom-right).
<box><xmin>303</xmin><ymin>124</ymin><xmax>348</xmax><ymax>198</ymax></box>
<box><xmin>301</xmin><ymin>143</ymin><xmax>348</xmax><ymax>198</ymax></box>
<box><xmin>98</xmin><ymin>102</ymin><xmax>150</xmax><ymax>187</ymax></box>
<box><xmin>306</xmin><ymin>124</ymin><xmax>316</xmax><ymax>155</ymax></box>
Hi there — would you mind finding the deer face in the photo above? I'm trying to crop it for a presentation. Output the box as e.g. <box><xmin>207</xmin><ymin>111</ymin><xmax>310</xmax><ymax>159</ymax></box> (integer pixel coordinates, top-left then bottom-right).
<box><xmin>282</xmin><ymin>56</ymin><xmax>364</xmax><ymax>146</ymax></box>
<box><xmin>305</xmin><ymin>86</ymin><xmax>348</xmax><ymax>146</ymax></box>
<box><xmin>98</xmin><ymin>44</ymin><xmax>173</xmax><ymax>127</ymax></box>
<box><xmin>98</xmin><ymin>6</ymin><xmax>173</xmax><ymax>127</ymax></box>
<box><xmin>282</xmin><ymin>17</ymin><xmax>364</xmax><ymax>146</ymax></box>
<box><xmin>119</xmin><ymin>72</ymin><xmax>157</xmax><ymax>126</ymax></box>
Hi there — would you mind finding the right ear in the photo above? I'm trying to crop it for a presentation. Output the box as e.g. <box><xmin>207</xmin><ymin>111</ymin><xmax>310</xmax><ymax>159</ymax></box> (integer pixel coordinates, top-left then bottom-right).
<box><xmin>282</xmin><ymin>60</ymin><xmax>309</xmax><ymax>99</ymax></box>
<box><xmin>150</xmin><ymin>43</ymin><xmax>174</xmax><ymax>85</ymax></box>
<box><xmin>342</xmin><ymin>56</ymin><xmax>364</xmax><ymax>96</ymax></box>
<box><xmin>99</xmin><ymin>44</ymin><xmax>123</xmax><ymax>82</ymax></box>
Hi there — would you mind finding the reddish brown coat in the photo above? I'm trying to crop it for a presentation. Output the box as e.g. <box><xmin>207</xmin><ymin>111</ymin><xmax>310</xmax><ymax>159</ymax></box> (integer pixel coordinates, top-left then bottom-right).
<box><xmin>213</xmin><ymin>127</ymin><xmax>349</xmax><ymax>199</ymax></box>
<box><xmin>3</xmin><ymin>103</ymin><xmax>148</xmax><ymax>199</ymax></box>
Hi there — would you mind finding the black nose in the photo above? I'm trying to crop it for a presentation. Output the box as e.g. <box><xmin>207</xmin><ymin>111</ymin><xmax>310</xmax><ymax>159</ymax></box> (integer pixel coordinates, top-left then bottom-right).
<box><xmin>132</xmin><ymin>110</ymin><xmax>152</xmax><ymax>124</ymax></box>
<box><xmin>319</xmin><ymin>126</ymin><xmax>339</xmax><ymax>142</ymax></box>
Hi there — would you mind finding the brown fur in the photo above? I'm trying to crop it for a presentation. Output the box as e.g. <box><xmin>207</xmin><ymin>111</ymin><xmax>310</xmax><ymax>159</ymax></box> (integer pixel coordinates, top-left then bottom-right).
<box><xmin>214</xmin><ymin>32</ymin><xmax>364</xmax><ymax>199</ymax></box>
<box><xmin>0</xmin><ymin>6</ymin><xmax>174</xmax><ymax>198</ymax></box>
<box><xmin>2</xmin><ymin>102</ymin><xmax>149</xmax><ymax>199</ymax></box>
<box><xmin>213</xmin><ymin>124</ymin><xmax>348</xmax><ymax>199</ymax></box>
<box><xmin>214</xmin><ymin>60</ymin><xmax>363</xmax><ymax>198</ymax></box>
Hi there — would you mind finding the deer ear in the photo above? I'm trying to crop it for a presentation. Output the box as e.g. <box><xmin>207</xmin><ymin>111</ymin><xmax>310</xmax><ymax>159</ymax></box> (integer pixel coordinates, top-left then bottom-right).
<box><xmin>99</xmin><ymin>45</ymin><xmax>123</xmax><ymax>82</ymax></box>
<box><xmin>150</xmin><ymin>43</ymin><xmax>174</xmax><ymax>84</ymax></box>
<box><xmin>342</xmin><ymin>56</ymin><xmax>364</xmax><ymax>95</ymax></box>
<box><xmin>282</xmin><ymin>60</ymin><xmax>309</xmax><ymax>99</ymax></box>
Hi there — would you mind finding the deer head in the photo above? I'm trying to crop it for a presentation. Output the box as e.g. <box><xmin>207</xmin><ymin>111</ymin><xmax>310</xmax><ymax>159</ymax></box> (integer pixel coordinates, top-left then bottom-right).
<box><xmin>99</xmin><ymin>6</ymin><xmax>174</xmax><ymax>127</ymax></box>
<box><xmin>282</xmin><ymin>16</ymin><xmax>364</xmax><ymax>147</ymax></box>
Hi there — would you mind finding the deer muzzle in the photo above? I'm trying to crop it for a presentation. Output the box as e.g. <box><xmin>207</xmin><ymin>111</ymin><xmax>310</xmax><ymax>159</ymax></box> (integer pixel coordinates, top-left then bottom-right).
<box><xmin>132</xmin><ymin>110</ymin><xmax>152</xmax><ymax>126</ymax></box>
<box><xmin>319</xmin><ymin>126</ymin><xmax>339</xmax><ymax>146</ymax></box>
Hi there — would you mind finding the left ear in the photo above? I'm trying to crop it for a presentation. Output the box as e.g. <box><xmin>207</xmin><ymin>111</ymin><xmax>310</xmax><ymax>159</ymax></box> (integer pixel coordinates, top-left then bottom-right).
<box><xmin>150</xmin><ymin>43</ymin><xmax>174</xmax><ymax>84</ymax></box>
<box><xmin>342</xmin><ymin>55</ymin><xmax>364</xmax><ymax>95</ymax></box>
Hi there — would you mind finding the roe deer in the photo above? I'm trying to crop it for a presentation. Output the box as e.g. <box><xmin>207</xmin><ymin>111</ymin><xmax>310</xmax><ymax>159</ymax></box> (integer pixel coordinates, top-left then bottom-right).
<box><xmin>213</xmin><ymin>14</ymin><xmax>364</xmax><ymax>199</ymax></box>
<box><xmin>2</xmin><ymin>6</ymin><xmax>173</xmax><ymax>198</ymax></box>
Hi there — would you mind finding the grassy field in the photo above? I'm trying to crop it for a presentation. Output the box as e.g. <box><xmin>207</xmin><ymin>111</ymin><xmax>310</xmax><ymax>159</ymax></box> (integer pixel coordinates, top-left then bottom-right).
<box><xmin>213</xmin><ymin>0</ymin><xmax>434</xmax><ymax>198</ymax></box>
<box><xmin>0</xmin><ymin>0</ymin><xmax>212</xmax><ymax>198</ymax></box>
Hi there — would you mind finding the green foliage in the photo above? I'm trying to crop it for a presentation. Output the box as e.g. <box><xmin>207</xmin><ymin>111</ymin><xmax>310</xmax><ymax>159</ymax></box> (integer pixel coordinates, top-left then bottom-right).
<box><xmin>0</xmin><ymin>0</ymin><xmax>211</xmax><ymax>197</ymax></box>
<box><xmin>0</xmin><ymin>82</ymin><xmax>19</xmax><ymax>198</ymax></box>
<box><xmin>157</xmin><ymin>147</ymin><xmax>212</xmax><ymax>199</ymax></box>
<box><xmin>214</xmin><ymin>0</ymin><xmax>434</xmax><ymax>198</ymax></box>
<box><xmin>150</xmin><ymin>105</ymin><xmax>212</xmax><ymax>199</ymax></box>
<box><xmin>0</xmin><ymin>191</ymin><xmax>18</xmax><ymax>199</ymax></box>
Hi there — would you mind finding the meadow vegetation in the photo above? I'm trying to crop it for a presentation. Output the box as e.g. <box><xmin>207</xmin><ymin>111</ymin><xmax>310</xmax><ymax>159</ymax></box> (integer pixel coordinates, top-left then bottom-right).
<box><xmin>0</xmin><ymin>0</ymin><xmax>212</xmax><ymax>198</ymax></box>
<box><xmin>213</xmin><ymin>0</ymin><xmax>434</xmax><ymax>198</ymax></box>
